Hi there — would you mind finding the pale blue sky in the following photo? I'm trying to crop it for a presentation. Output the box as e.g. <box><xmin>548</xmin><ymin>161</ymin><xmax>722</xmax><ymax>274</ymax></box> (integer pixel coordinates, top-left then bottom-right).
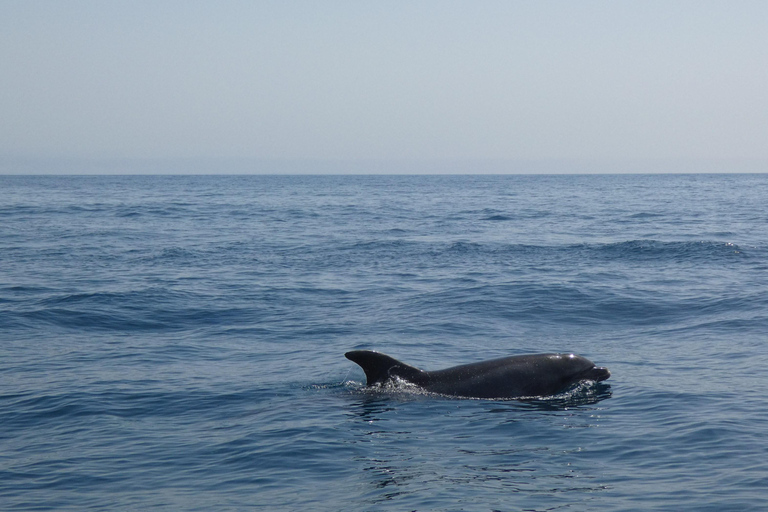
<box><xmin>1</xmin><ymin>1</ymin><xmax>766</xmax><ymax>173</ymax></box>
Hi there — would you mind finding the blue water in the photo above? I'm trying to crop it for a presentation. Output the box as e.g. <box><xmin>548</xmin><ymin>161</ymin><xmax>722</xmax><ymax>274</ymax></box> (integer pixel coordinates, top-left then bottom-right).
<box><xmin>2</xmin><ymin>174</ymin><xmax>768</xmax><ymax>511</ymax></box>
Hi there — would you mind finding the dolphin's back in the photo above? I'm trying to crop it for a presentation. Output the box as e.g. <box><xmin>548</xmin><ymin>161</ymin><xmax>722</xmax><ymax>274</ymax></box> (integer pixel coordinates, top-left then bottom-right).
<box><xmin>425</xmin><ymin>353</ymin><xmax>588</xmax><ymax>398</ymax></box>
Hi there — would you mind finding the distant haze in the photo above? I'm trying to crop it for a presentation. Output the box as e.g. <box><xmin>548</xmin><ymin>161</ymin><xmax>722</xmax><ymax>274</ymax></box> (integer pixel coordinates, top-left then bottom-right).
<box><xmin>2</xmin><ymin>1</ymin><xmax>767</xmax><ymax>174</ymax></box>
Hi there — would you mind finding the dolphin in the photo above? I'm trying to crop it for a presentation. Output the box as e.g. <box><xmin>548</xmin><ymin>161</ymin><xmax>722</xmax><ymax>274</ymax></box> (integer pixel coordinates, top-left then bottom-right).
<box><xmin>345</xmin><ymin>350</ymin><xmax>610</xmax><ymax>399</ymax></box>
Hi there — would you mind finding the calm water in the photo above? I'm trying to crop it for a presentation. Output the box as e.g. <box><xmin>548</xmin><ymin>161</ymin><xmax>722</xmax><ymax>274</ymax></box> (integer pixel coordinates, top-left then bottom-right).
<box><xmin>2</xmin><ymin>174</ymin><xmax>768</xmax><ymax>511</ymax></box>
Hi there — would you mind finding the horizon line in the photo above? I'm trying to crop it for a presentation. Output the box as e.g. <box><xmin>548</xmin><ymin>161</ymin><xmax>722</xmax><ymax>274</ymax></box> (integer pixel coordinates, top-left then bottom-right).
<box><xmin>1</xmin><ymin>156</ymin><xmax>766</xmax><ymax>175</ymax></box>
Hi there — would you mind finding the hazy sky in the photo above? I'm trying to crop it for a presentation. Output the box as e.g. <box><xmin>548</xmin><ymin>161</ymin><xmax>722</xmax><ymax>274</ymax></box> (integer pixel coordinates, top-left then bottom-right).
<box><xmin>1</xmin><ymin>1</ymin><xmax>767</xmax><ymax>172</ymax></box>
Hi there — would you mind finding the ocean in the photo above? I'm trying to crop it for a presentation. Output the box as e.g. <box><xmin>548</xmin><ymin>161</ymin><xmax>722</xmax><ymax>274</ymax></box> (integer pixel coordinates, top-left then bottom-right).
<box><xmin>1</xmin><ymin>173</ymin><xmax>767</xmax><ymax>511</ymax></box>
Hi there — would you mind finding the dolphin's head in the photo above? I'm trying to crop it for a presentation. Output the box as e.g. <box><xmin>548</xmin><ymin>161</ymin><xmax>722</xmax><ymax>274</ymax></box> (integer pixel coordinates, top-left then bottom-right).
<box><xmin>560</xmin><ymin>353</ymin><xmax>611</xmax><ymax>383</ymax></box>
<box><xmin>580</xmin><ymin>365</ymin><xmax>611</xmax><ymax>382</ymax></box>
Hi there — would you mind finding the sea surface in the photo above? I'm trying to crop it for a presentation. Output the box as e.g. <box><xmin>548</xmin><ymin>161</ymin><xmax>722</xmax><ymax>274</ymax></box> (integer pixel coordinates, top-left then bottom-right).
<box><xmin>2</xmin><ymin>173</ymin><xmax>768</xmax><ymax>511</ymax></box>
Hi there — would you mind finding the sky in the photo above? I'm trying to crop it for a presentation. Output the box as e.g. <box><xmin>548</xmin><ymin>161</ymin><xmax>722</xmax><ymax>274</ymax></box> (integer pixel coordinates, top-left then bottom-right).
<box><xmin>1</xmin><ymin>0</ymin><xmax>767</xmax><ymax>173</ymax></box>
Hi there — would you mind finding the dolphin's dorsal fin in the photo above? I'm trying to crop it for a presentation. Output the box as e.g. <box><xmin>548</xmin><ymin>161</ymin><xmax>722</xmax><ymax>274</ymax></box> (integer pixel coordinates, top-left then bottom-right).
<box><xmin>345</xmin><ymin>350</ymin><xmax>427</xmax><ymax>386</ymax></box>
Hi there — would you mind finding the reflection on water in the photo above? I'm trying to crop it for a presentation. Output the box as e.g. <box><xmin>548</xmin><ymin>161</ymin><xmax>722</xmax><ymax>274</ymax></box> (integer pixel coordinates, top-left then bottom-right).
<box><xmin>341</xmin><ymin>382</ymin><xmax>612</xmax><ymax>509</ymax></box>
<box><xmin>517</xmin><ymin>382</ymin><xmax>613</xmax><ymax>410</ymax></box>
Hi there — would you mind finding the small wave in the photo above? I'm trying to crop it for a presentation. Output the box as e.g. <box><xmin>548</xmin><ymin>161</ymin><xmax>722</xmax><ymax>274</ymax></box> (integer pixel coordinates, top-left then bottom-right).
<box><xmin>593</xmin><ymin>239</ymin><xmax>744</xmax><ymax>262</ymax></box>
<box><xmin>19</xmin><ymin>308</ymin><xmax>168</xmax><ymax>332</ymax></box>
<box><xmin>344</xmin><ymin>377</ymin><xmax>429</xmax><ymax>398</ymax></box>
<box><xmin>341</xmin><ymin>378</ymin><xmax>612</xmax><ymax>405</ymax></box>
<box><xmin>446</xmin><ymin>241</ymin><xmax>483</xmax><ymax>253</ymax></box>
<box><xmin>113</xmin><ymin>203</ymin><xmax>201</xmax><ymax>219</ymax></box>
<box><xmin>18</xmin><ymin>288</ymin><xmax>239</xmax><ymax>332</ymax></box>
<box><xmin>2</xmin><ymin>388</ymin><xmax>266</xmax><ymax>432</ymax></box>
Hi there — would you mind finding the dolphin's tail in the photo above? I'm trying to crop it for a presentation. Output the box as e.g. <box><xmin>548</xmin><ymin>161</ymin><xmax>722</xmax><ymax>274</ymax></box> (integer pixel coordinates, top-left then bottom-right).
<box><xmin>345</xmin><ymin>350</ymin><xmax>427</xmax><ymax>386</ymax></box>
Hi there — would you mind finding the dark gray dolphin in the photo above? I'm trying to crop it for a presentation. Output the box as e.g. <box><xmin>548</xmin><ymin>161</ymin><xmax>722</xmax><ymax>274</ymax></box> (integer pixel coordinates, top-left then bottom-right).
<box><xmin>345</xmin><ymin>350</ymin><xmax>610</xmax><ymax>399</ymax></box>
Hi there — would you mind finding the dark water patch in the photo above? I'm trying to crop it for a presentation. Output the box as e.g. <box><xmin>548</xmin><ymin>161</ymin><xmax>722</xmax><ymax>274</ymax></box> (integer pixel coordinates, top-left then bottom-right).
<box><xmin>482</xmin><ymin>214</ymin><xmax>514</xmax><ymax>221</ymax></box>
<box><xmin>628</xmin><ymin>212</ymin><xmax>665</xmax><ymax>219</ymax></box>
